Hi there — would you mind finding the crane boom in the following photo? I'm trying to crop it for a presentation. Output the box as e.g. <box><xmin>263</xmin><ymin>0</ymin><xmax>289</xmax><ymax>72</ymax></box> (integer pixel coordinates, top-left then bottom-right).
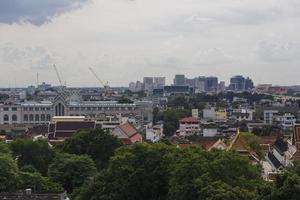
<box><xmin>89</xmin><ymin>67</ymin><xmax>108</xmax><ymax>88</ymax></box>
<box><xmin>53</xmin><ymin>64</ymin><xmax>63</xmax><ymax>86</ymax></box>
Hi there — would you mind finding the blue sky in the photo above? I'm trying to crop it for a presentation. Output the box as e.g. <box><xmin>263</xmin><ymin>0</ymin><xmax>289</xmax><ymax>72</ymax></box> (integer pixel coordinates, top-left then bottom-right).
<box><xmin>0</xmin><ymin>0</ymin><xmax>300</xmax><ymax>87</ymax></box>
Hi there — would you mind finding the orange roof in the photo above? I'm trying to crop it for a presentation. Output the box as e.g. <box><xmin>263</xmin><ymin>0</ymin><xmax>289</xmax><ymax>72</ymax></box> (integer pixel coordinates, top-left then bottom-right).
<box><xmin>179</xmin><ymin>117</ymin><xmax>199</xmax><ymax>123</ymax></box>
<box><xmin>119</xmin><ymin>123</ymin><xmax>139</xmax><ymax>137</ymax></box>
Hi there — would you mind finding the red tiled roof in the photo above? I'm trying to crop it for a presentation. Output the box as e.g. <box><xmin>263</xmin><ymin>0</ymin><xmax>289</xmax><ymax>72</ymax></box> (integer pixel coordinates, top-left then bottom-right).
<box><xmin>119</xmin><ymin>123</ymin><xmax>138</xmax><ymax>137</ymax></box>
<box><xmin>179</xmin><ymin>117</ymin><xmax>199</xmax><ymax>123</ymax></box>
<box><xmin>120</xmin><ymin>138</ymin><xmax>133</xmax><ymax>145</ymax></box>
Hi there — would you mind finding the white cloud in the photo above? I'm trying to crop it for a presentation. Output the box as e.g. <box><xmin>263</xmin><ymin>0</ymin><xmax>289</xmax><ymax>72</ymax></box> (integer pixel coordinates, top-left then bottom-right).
<box><xmin>0</xmin><ymin>0</ymin><xmax>300</xmax><ymax>87</ymax></box>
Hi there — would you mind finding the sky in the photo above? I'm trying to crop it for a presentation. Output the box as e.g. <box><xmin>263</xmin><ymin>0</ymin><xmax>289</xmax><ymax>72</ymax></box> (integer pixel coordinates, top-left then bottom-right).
<box><xmin>0</xmin><ymin>0</ymin><xmax>300</xmax><ymax>87</ymax></box>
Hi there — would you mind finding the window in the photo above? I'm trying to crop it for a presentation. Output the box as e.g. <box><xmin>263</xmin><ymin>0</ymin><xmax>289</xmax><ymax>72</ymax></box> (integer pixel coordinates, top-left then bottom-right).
<box><xmin>23</xmin><ymin>107</ymin><xmax>28</xmax><ymax>111</ymax></box>
<box><xmin>35</xmin><ymin>114</ymin><xmax>39</xmax><ymax>121</ymax></box>
<box><xmin>87</xmin><ymin>107</ymin><xmax>91</xmax><ymax>111</ymax></box>
<box><xmin>3</xmin><ymin>107</ymin><xmax>9</xmax><ymax>111</ymax></box>
<box><xmin>35</xmin><ymin>107</ymin><xmax>39</xmax><ymax>111</ymax></box>
<box><xmin>46</xmin><ymin>114</ymin><xmax>51</xmax><ymax>121</ymax></box>
<box><xmin>12</xmin><ymin>115</ymin><xmax>17</xmax><ymax>121</ymax></box>
<box><xmin>12</xmin><ymin>107</ymin><xmax>17</xmax><ymax>111</ymax></box>
<box><xmin>29</xmin><ymin>107</ymin><xmax>33</xmax><ymax>111</ymax></box>
<box><xmin>41</xmin><ymin>107</ymin><xmax>45</xmax><ymax>111</ymax></box>
<box><xmin>41</xmin><ymin>114</ymin><xmax>45</xmax><ymax>121</ymax></box>
<box><xmin>29</xmin><ymin>114</ymin><xmax>34</xmax><ymax>121</ymax></box>
<box><xmin>46</xmin><ymin>107</ymin><xmax>51</xmax><ymax>111</ymax></box>
<box><xmin>24</xmin><ymin>115</ymin><xmax>28</xmax><ymax>121</ymax></box>
<box><xmin>3</xmin><ymin>115</ymin><xmax>9</xmax><ymax>121</ymax></box>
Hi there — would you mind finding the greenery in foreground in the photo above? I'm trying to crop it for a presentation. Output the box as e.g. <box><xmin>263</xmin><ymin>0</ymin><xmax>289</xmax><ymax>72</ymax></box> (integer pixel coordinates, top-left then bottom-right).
<box><xmin>0</xmin><ymin>129</ymin><xmax>299</xmax><ymax>199</ymax></box>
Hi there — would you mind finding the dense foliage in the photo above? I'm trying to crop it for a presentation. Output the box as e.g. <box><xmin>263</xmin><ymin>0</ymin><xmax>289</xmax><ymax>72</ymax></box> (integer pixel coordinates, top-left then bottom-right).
<box><xmin>0</xmin><ymin>129</ymin><xmax>299</xmax><ymax>199</ymax></box>
<box><xmin>73</xmin><ymin>144</ymin><xmax>264</xmax><ymax>200</ymax></box>
<box><xmin>10</xmin><ymin>138</ymin><xmax>55</xmax><ymax>175</ymax></box>
<box><xmin>61</xmin><ymin>129</ymin><xmax>122</xmax><ymax>170</ymax></box>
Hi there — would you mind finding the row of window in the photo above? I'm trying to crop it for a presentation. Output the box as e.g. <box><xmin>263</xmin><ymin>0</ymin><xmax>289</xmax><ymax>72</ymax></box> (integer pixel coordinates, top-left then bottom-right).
<box><xmin>23</xmin><ymin>114</ymin><xmax>51</xmax><ymax>122</ymax></box>
<box><xmin>3</xmin><ymin>114</ymin><xmax>52</xmax><ymax>122</ymax></box>
<box><xmin>23</xmin><ymin>107</ymin><xmax>51</xmax><ymax>111</ymax></box>
<box><xmin>2</xmin><ymin>107</ymin><xmax>51</xmax><ymax>111</ymax></box>
<box><xmin>2</xmin><ymin>106</ymin><xmax>132</xmax><ymax>112</ymax></box>
<box><xmin>69</xmin><ymin>107</ymin><xmax>133</xmax><ymax>111</ymax></box>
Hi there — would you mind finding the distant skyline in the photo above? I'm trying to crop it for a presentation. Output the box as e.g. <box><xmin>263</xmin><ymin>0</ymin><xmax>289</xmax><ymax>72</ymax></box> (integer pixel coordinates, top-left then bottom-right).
<box><xmin>0</xmin><ymin>0</ymin><xmax>300</xmax><ymax>87</ymax></box>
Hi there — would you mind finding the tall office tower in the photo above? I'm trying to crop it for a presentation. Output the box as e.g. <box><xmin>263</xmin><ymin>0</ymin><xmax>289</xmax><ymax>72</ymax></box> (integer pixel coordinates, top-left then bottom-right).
<box><xmin>173</xmin><ymin>74</ymin><xmax>186</xmax><ymax>86</ymax></box>
<box><xmin>143</xmin><ymin>77</ymin><xmax>154</xmax><ymax>91</ymax></box>
<box><xmin>229</xmin><ymin>75</ymin><xmax>254</xmax><ymax>91</ymax></box>
<box><xmin>129</xmin><ymin>82</ymin><xmax>136</xmax><ymax>92</ymax></box>
<box><xmin>205</xmin><ymin>76</ymin><xmax>218</xmax><ymax>92</ymax></box>
<box><xmin>153</xmin><ymin>77</ymin><xmax>166</xmax><ymax>89</ymax></box>
<box><xmin>229</xmin><ymin>75</ymin><xmax>245</xmax><ymax>91</ymax></box>
<box><xmin>195</xmin><ymin>76</ymin><xmax>206</xmax><ymax>92</ymax></box>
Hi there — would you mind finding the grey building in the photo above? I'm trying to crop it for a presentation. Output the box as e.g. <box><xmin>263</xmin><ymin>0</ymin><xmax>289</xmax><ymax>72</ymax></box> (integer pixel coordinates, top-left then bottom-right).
<box><xmin>173</xmin><ymin>74</ymin><xmax>186</xmax><ymax>86</ymax></box>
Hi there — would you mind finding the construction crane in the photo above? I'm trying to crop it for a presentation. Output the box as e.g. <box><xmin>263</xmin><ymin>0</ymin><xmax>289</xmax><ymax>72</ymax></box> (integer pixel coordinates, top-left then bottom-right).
<box><xmin>53</xmin><ymin>64</ymin><xmax>64</xmax><ymax>87</ymax></box>
<box><xmin>89</xmin><ymin>67</ymin><xmax>112</xmax><ymax>96</ymax></box>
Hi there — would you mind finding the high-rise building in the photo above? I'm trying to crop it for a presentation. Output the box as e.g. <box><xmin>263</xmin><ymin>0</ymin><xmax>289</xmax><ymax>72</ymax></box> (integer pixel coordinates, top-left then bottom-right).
<box><xmin>195</xmin><ymin>77</ymin><xmax>206</xmax><ymax>92</ymax></box>
<box><xmin>205</xmin><ymin>76</ymin><xmax>218</xmax><ymax>92</ymax></box>
<box><xmin>153</xmin><ymin>77</ymin><xmax>166</xmax><ymax>89</ymax></box>
<box><xmin>173</xmin><ymin>74</ymin><xmax>186</xmax><ymax>86</ymax></box>
<box><xmin>129</xmin><ymin>82</ymin><xmax>136</xmax><ymax>92</ymax></box>
<box><xmin>143</xmin><ymin>77</ymin><xmax>154</xmax><ymax>91</ymax></box>
<box><xmin>229</xmin><ymin>75</ymin><xmax>254</xmax><ymax>91</ymax></box>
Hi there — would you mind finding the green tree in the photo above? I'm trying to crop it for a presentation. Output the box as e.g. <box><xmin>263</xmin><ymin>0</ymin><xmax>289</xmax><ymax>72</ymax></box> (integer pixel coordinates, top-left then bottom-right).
<box><xmin>167</xmin><ymin>96</ymin><xmax>190</xmax><ymax>109</ymax></box>
<box><xmin>61</xmin><ymin>129</ymin><xmax>122</xmax><ymax>170</ymax></box>
<box><xmin>0</xmin><ymin>154</ymin><xmax>19</xmax><ymax>192</ymax></box>
<box><xmin>48</xmin><ymin>153</ymin><xmax>97</xmax><ymax>193</ymax></box>
<box><xmin>0</xmin><ymin>141</ymin><xmax>11</xmax><ymax>155</ymax></box>
<box><xmin>10</xmin><ymin>138</ymin><xmax>54</xmax><ymax>175</ymax></box>
<box><xmin>74</xmin><ymin>144</ymin><xmax>176</xmax><ymax>200</ymax></box>
<box><xmin>156</xmin><ymin>109</ymin><xmax>190</xmax><ymax>137</ymax></box>
<box><xmin>74</xmin><ymin>144</ymin><xmax>264</xmax><ymax>200</ymax></box>
<box><xmin>18</xmin><ymin>172</ymin><xmax>63</xmax><ymax>193</ymax></box>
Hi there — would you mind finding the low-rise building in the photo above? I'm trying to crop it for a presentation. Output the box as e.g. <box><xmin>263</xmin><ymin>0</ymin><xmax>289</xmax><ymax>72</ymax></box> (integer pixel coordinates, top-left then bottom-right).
<box><xmin>146</xmin><ymin>122</ymin><xmax>163</xmax><ymax>143</ymax></box>
<box><xmin>112</xmin><ymin>122</ymin><xmax>143</xmax><ymax>144</ymax></box>
<box><xmin>178</xmin><ymin>117</ymin><xmax>200</xmax><ymax>137</ymax></box>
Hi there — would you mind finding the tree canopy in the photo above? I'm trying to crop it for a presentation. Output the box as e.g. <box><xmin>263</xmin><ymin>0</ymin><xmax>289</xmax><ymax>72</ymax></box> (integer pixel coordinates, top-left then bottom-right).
<box><xmin>61</xmin><ymin>129</ymin><xmax>122</xmax><ymax>169</ymax></box>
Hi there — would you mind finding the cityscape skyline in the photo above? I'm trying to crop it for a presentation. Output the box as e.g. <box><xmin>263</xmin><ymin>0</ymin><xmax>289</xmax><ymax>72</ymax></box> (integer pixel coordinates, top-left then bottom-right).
<box><xmin>1</xmin><ymin>0</ymin><xmax>300</xmax><ymax>87</ymax></box>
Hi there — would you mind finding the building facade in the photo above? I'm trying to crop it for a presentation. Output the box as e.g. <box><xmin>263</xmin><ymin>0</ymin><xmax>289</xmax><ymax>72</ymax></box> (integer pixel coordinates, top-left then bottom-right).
<box><xmin>0</xmin><ymin>92</ymin><xmax>153</xmax><ymax>126</ymax></box>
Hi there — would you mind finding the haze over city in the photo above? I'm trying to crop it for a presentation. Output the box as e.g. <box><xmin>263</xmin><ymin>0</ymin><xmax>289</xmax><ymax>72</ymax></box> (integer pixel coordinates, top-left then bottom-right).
<box><xmin>0</xmin><ymin>0</ymin><xmax>300</xmax><ymax>87</ymax></box>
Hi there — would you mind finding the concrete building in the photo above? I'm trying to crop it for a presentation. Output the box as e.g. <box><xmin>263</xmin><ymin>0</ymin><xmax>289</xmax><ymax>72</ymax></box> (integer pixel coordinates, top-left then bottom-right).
<box><xmin>178</xmin><ymin>117</ymin><xmax>200</xmax><ymax>136</ymax></box>
<box><xmin>173</xmin><ymin>74</ymin><xmax>186</xmax><ymax>86</ymax></box>
<box><xmin>146</xmin><ymin>122</ymin><xmax>163</xmax><ymax>143</ymax></box>
<box><xmin>264</xmin><ymin>110</ymin><xmax>279</xmax><ymax>124</ymax></box>
<box><xmin>143</xmin><ymin>77</ymin><xmax>154</xmax><ymax>91</ymax></box>
<box><xmin>229</xmin><ymin>75</ymin><xmax>254</xmax><ymax>91</ymax></box>
<box><xmin>0</xmin><ymin>91</ymin><xmax>153</xmax><ymax>126</ymax></box>
<box><xmin>153</xmin><ymin>77</ymin><xmax>166</xmax><ymax>89</ymax></box>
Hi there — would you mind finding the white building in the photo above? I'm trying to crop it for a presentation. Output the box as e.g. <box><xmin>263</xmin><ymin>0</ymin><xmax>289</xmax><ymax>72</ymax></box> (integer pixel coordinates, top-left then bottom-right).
<box><xmin>146</xmin><ymin>122</ymin><xmax>163</xmax><ymax>142</ymax></box>
<box><xmin>264</xmin><ymin>110</ymin><xmax>278</xmax><ymax>124</ymax></box>
<box><xmin>178</xmin><ymin>117</ymin><xmax>200</xmax><ymax>136</ymax></box>
<box><xmin>0</xmin><ymin>91</ymin><xmax>153</xmax><ymax>126</ymax></box>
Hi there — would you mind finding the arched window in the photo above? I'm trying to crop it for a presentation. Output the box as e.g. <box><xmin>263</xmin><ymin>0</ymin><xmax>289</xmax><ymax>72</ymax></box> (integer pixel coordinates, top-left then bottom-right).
<box><xmin>29</xmin><ymin>114</ymin><xmax>34</xmax><ymax>121</ymax></box>
<box><xmin>24</xmin><ymin>114</ymin><xmax>28</xmax><ymax>121</ymax></box>
<box><xmin>35</xmin><ymin>114</ymin><xmax>39</xmax><ymax>122</ymax></box>
<box><xmin>12</xmin><ymin>115</ymin><xmax>17</xmax><ymax>121</ymax></box>
<box><xmin>3</xmin><ymin>115</ymin><xmax>9</xmax><ymax>121</ymax></box>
